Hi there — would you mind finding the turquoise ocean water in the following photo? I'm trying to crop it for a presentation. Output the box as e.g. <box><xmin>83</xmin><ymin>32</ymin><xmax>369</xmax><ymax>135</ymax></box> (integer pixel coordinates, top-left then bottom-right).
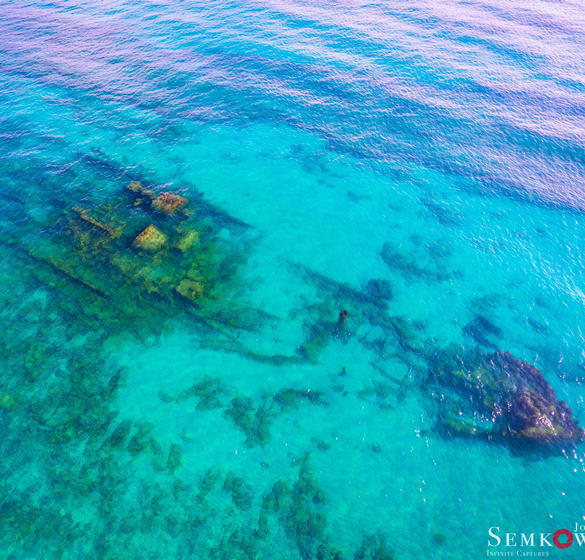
<box><xmin>1</xmin><ymin>1</ymin><xmax>585</xmax><ymax>558</ymax></box>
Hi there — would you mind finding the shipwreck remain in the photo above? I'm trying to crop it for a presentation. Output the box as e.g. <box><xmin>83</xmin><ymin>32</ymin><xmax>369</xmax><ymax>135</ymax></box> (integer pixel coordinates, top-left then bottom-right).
<box><xmin>20</xmin><ymin>178</ymin><xmax>259</xmax><ymax>337</ymax></box>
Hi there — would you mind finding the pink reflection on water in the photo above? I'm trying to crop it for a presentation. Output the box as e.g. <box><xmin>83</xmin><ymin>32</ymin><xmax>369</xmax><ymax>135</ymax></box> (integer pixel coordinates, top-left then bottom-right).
<box><xmin>1</xmin><ymin>0</ymin><xmax>584</xmax><ymax>206</ymax></box>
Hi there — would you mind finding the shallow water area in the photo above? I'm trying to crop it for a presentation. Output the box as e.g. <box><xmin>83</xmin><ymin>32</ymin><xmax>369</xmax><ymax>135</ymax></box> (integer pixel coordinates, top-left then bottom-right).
<box><xmin>2</xmin><ymin>1</ymin><xmax>585</xmax><ymax>559</ymax></box>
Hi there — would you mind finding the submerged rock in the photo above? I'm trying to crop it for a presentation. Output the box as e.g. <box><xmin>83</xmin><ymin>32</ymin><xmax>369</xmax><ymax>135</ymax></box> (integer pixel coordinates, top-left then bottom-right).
<box><xmin>354</xmin><ymin>534</ymin><xmax>394</xmax><ymax>560</ymax></box>
<box><xmin>428</xmin><ymin>349</ymin><xmax>584</xmax><ymax>446</ymax></box>
<box><xmin>127</xmin><ymin>423</ymin><xmax>153</xmax><ymax>456</ymax></box>
<box><xmin>174</xmin><ymin>230</ymin><xmax>199</xmax><ymax>253</ymax></box>
<box><xmin>167</xmin><ymin>443</ymin><xmax>183</xmax><ymax>473</ymax></box>
<box><xmin>175</xmin><ymin>278</ymin><xmax>203</xmax><ymax>301</ymax></box>
<box><xmin>152</xmin><ymin>192</ymin><xmax>188</xmax><ymax>215</ymax></box>
<box><xmin>364</xmin><ymin>279</ymin><xmax>393</xmax><ymax>301</ymax></box>
<box><xmin>260</xmin><ymin>456</ymin><xmax>330</xmax><ymax>559</ymax></box>
<box><xmin>223</xmin><ymin>474</ymin><xmax>253</xmax><ymax>510</ymax></box>
<box><xmin>133</xmin><ymin>225</ymin><xmax>167</xmax><ymax>252</ymax></box>
<box><xmin>0</xmin><ymin>392</ymin><xmax>16</xmax><ymax>410</ymax></box>
<box><xmin>126</xmin><ymin>180</ymin><xmax>153</xmax><ymax>197</ymax></box>
<box><xmin>24</xmin><ymin>343</ymin><xmax>45</xmax><ymax>379</ymax></box>
<box><xmin>509</xmin><ymin>388</ymin><xmax>580</xmax><ymax>443</ymax></box>
<box><xmin>106</xmin><ymin>419</ymin><xmax>133</xmax><ymax>449</ymax></box>
<box><xmin>197</xmin><ymin>467</ymin><xmax>222</xmax><ymax>501</ymax></box>
<box><xmin>463</xmin><ymin>314</ymin><xmax>502</xmax><ymax>348</ymax></box>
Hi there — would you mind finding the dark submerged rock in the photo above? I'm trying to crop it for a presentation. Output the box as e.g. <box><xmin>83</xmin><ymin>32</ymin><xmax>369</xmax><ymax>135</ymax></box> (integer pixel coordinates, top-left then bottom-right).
<box><xmin>364</xmin><ymin>279</ymin><xmax>393</xmax><ymax>301</ymax></box>
<box><xmin>354</xmin><ymin>534</ymin><xmax>394</xmax><ymax>560</ymax></box>
<box><xmin>463</xmin><ymin>314</ymin><xmax>502</xmax><ymax>348</ymax></box>
<box><xmin>428</xmin><ymin>348</ymin><xmax>584</xmax><ymax>446</ymax></box>
<box><xmin>223</xmin><ymin>474</ymin><xmax>254</xmax><ymax>510</ymax></box>
<box><xmin>106</xmin><ymin>419</ymin><xmax>133</xmax><ymax>449</ymax></box>
<box><xmin>166</xmin><ymin>443</ymin><xmax>183</xmax><ymax>473</ymax></box>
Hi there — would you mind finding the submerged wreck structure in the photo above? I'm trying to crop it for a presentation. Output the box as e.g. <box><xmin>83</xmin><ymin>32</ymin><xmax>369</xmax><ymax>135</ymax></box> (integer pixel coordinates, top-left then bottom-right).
<box><xmin>20</xmin><ymin>177</ymin><xmax>258</xmax><ymax>337</ymax></box>
<box><xmin>426</xmin><ymin>347</ymin><xmax>584</xmax><ymax>447</ymax></box>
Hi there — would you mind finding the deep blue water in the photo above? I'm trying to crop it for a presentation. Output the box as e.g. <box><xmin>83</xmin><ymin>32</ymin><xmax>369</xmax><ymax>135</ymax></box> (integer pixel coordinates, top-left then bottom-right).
<box><xmin>1</xmin><ymin>1</ymin><xmax>585</xmax><ymax>559</ymax></box>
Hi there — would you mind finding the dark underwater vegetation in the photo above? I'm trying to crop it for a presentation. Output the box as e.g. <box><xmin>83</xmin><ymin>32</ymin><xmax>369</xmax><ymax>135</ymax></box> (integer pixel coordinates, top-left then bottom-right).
<box><xmin>2</xmin><ymin>0</ymin><xmax>585</xmax><ymax>559</ymax></box>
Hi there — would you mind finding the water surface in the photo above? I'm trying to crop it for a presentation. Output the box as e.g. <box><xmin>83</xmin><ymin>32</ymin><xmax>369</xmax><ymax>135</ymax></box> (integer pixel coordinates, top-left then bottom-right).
<box><xmin>1</xmin><ymin>1</ymin><xmax>585</xmax><ymax>559</ymax></box>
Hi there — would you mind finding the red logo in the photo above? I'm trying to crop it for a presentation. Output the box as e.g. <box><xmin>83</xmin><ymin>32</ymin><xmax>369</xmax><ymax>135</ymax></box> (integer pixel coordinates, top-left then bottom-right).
<box><xmin>553</xmin><ymin>529</ymin><xmax>573</xmax><ymax>549</ymax></box>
